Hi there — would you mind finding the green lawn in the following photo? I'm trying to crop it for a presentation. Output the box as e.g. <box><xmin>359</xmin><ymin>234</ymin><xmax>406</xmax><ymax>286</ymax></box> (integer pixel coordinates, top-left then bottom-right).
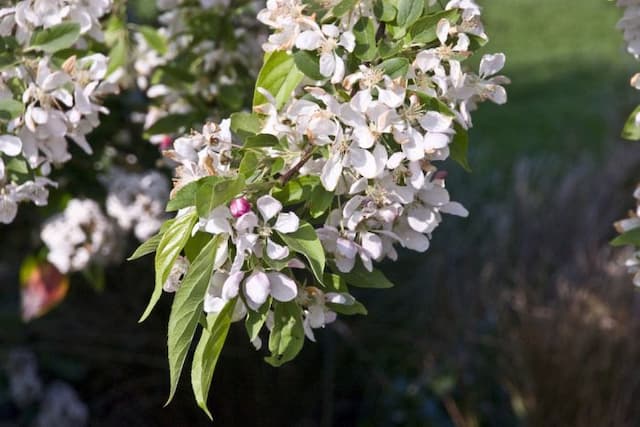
<box><xmin>467</xmin><ymin>0</ymin><xmax>637</xmax><ymax>170</ymax></box>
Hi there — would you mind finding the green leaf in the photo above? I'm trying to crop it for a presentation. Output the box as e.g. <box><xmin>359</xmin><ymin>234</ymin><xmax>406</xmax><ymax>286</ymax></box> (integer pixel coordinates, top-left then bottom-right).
<box><xmin>196</xmin><ymin>175</ymin><xmax>246</xmax><ymax>218</ymax></box>
<box><xmin>140</xmin><ymin>210</ymin><xmax>197</xmax><ymax>322</ymax></box>
<box><xmin>5</xmin><ymin>158</ymin><xmax>28</xmax><ymax>175</ymax></box>
<box><xmin>326</xmin><ymin>300</ymin><xmax>368</xmax><ymax>316</ymax></box>
<box><xmin>0</xmin><ymin>53</ymin><xmax>19</xmax><ymax>71</ymax></box>
<box><xmin>396</xmin><ymin>0</ymin><xmax>424</xmax><ymax>29</ymax></box>
<box><xmin>245</xmin><ymin>298</ymin><xmax>271</xmax><ymax>342</ymax></box>
<box><xmin>230</xmin><ymin>112</ymin><xmax>261</xmax><ymax>136</ymax></box>
<box><xmin>374</xmin><ymin>0</ymin><xmax>396</xmax><ymax>22</ymax></box>
<box><xmin>277</xmin><ymin>222</ymin><xmax>326</xmax><ymax>282</ymax></box>
<box><xmin>145</xmin><ymin>113</ymin><xmax>199</xmax><ymax>136</ymax></box>
<box><xmin>265</xmin><ymin>301</ymin><xmax>305</xmax><ymax>367</ymax></box>
<box><xmin>331</xmin><ymin>0</ymin><xmax>358</xmax><ymax>17</ymax></box>
<box><xmin>322</xmin><ymin>273</ymin><xmax>349</xmax><ymax>292</ymax></box>
<box><xmin>309</xmin><ymin>185</ymin><xmax>333</xmax><ymax>219</ymax></box>
<box><xmin>0</xmin><ymin>98</ymin><xmax>24</xmax><ymax>120</ymax></box>
<box><xmin>353</xmin><ymin>17</ymin><xmax>377</xmax><ymax>62</ymax></box>
<box><xmin>611</xmin><ymin>228</ymin><xmax>640</xmax><ymax>247</ymax></box>
<box><xmin>378</xmin><ymin>39</ymin><xmax>403</xmax><ymax>58</ymax></box>
<box><xmin>272</xmin><ymin>180</ymin><xmax>304</xmax><ymax>205</ymax></box>
<box><xmin>184</xmin><ymin>232</ymin><xmax>213</xmax><ymax>262</ymax></box>
<box><xmin>622</xmin><ymin>105</ymin><xmax>640</xmax><ymax>141</ymax></box>
<box><xmin>244</xmin><ymin>133</ymin><xmax>279</xmax><ymax>149</ymax></box>
<box><xmin>253</xmin><ymin>51</ymin><xmax>304</xmax><ymax>109</ymax></box>
<box><xmin>380</xmin><ymin>57</ymin><xmax>409</xmax><ymax>79</ymax></box>
<box><xmin>107</xmin><ymin>36</ymin><xmax>127</xmax><ymax>75</ymax></box>
<box><xmin>335</xmin><ymin>261</ymin><xmax>394</xmax><ymax>289</ymax></box>
<box><xmin>167</xmin><ymin>235</ymin><xmax>224</xmax><ymax>405</ymax></box>
<box><xmin>450</xmin><ymin>123</ymin><xmax>471</xmax><ymax>172</ymax></box>
<box><xmin>410</xmin><ymin>9</ymin><xmax>461</xmax><ymax>44</ymax></box>
<box><xmin>128</xmin><ymin>233</ymin><xmax>163</xmax><ymax>261</ymax></box>
<box><xmin>138</xmin><ymin>25</ymin><xmax>168</xmax><ymax>55</ymax></box>
<box><xmin>166</xmin><ymin>181</ymin><xmax>199</xmax><ymax>212</ymax></box>
<box><xmin>191</xmin><ymin>299</ymin><xmax>234</xmax><ymax>419</ymax></box>
<box><xmin>28</xmin><ymin>22</ymin><xmax>81</xmax><ymax>53</ymax></box>
<box><xmin>293</xmin><ymin>50</ymin><xmax>325</xmax><ymax>81</ymax></box>
<box><xmin>239</xmin><ymin>151</ymin><xmax>259</xmax><ymax>177</ymax></box>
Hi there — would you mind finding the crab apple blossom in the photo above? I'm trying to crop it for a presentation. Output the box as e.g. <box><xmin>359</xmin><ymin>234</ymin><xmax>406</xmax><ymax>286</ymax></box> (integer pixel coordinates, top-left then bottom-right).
<box><xmin>0</xmin><ymin>0</ymin><xmax>509</xmax><ymax>418</ymax></box>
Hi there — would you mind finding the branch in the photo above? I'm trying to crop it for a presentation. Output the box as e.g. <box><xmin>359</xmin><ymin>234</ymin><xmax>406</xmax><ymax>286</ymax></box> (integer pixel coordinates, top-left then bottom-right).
<box><xmin>279</xmin><ymin>146</ymin><xmax>315</xmax><ymax>186</ymax></box>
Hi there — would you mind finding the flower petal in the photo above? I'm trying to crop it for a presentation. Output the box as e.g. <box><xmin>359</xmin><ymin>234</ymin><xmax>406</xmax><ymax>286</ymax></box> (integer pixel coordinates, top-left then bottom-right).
<box><xmin>273</xmin><ymin>212</ymin><xmax>300</xmax><ymax>234</ymax></box>
<box><xmin>222</xmin><ymin>271</ymin><xmax>244</xmax><ymax>300</ymax></box>
<box><xmin>266</xmin><ymin>272</ymin><xmax>297</xmax><ymax>302</ymax></box>
<box><xmin>244</xmin><ymin>271</ymin><xmax>270</xmax><ymax>310</ymax></box>
<box><xmin>257</xmin><ymin>195</ymin><xmax>282</xmax><ymax>222</ymax></box>
<box><xmin>266</xmin><ymin>237</ymin><xmax>289</xmax><ymax>260</ymax></box>
<box><xmin>321</xmin><ymin>153</ymin><xmax>343</xmax><ymax>191</ymax></box>
<box><xmin>0</xmin><ymin>135</ymin><xmax>22</xmax><ymax>156</ymax></box>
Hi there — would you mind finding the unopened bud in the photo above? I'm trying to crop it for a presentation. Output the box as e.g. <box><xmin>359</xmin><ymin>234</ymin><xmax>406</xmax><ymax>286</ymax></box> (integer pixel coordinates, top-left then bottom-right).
<box><xmin>230</xmin><ymin>197</ymin><xmax>251</xmax><ymax>218</ymax></box>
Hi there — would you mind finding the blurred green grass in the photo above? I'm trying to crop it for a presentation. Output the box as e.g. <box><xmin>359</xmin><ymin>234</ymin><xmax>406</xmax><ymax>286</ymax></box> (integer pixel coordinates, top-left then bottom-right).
<box><xmin>469</xmin><ymin>0</ymin><xmax>637</xmax><ymax>170</ymax></box>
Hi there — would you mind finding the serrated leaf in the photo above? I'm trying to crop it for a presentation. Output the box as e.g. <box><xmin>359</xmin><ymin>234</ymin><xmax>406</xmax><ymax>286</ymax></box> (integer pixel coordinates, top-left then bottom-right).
<box><xmin>128</xmin><ymin>232</ymin><xmax>163</xmax><ymax>261</ymax></box>
<box><xmin>265</xmin><ymin>301</ymin><xmax>304</xmax><ymax>367</ymax></box>
<box><xmin>410</xmin><ymin>9</ymin><xmax>461</xmax><ymax>44</ymax></box>
<box><xmin>450</xmin><ymin>123</ymin><xmax>471</xmax><ymax>172</ymax></box>
<box><xmin>253</xmin><ymin>51</ymin><xmax>304</xmax><ymax>109</ymax></box>
<box><xmin>245</xmin><ymin>297</ymin><xmax>271</xmax><ymax>342</ymax></box>
<box><xmin>140</xmin><ymin>210</ymin><xmax>197</xmax><ymax>322</ymax></box>
<box><xmin>196</xmin><ymin>175</ymin><xmax>245</xmax><ymax>218</ymax></box>
<box><xmin>332</xmin><ymin>0</ymin><xmax>357</xmax><ymax>17</ymax></box>
<box><xmin>167</xmin><ymin>235</ymin><xmax>224</xmax><ymax>405</ymax></box>
<box><xmin>5</xmin><ymin>157</ymin><xmax>28</xmax><ymax>175</ymax></box>
<box><xmin>374</xmin><ymin>0</ymin><xmax>396</xmax><ymax>22</ymax></box>
<box><xmin>353</xmin><ymin>17</ymin><xmax>377</xmax><ymax>62</ymax></box>
<box><xmin>166</xmin><ymin>180</ymin><xmax>199</xmax><ymax>212</ymax></box>
<box><xmin>293</xmin><ymin>50</ymin><xmax>325</xmax><ymax>81</ymax></box>
<box><xmin>335</xmin><ymin>261</ymin><xmax>394</xmax><ymax>289</ymax></box>
<box><xmin>309</xmin><ymin>185</ymin><xmax>333</xmax><ymax>218</ymax></box>
<box><xmin>380</xmin><ymin>57</ymin><xmax>409</xmax><ymax>79</ymax></box>
<box><xmin>230</xmin><ymin>112</ymin><xmax>261</xmax><ymax>136</ymax></box>
<box><xmin>239</xmin><ymin>151</ymin><xmax>259</xmax><ymax>177</ymax></box>
<box><xmin>277</xmin><ymin>222</ymin><xmax>325</xmax><ymax>282</ymax></box>
<box><xmin>611</xmin><ymin>228</ymin><xmax>640</xmax><ymax>247</ymax></box>
<box><xmin>191</xmin><ymin>299</ymin><xmax>234</xmax><ymax>420</ymax></box>
<box><xmin>326</xmin><ymin>300</ymin><xmax>368</xmax><ymax>315</ymax></box>
<box><xmin>28</xmin><ymin>22</ymin><xmax>81</xmax><ymax>53</ymax></box>
<box><xmin>0</xmin><ymin>98</ymin><xmax>24</xmax><ymax>120</ymax></box>
<box><xmin>244</xmin><ymin>133</ymin><xmax>279</xmax><ymax>149</ymax></box>
<box><xmin>322</xmin><ymin>273</ymin><xmax>349</xmax><ymax>292</ymax></box>
<box><xmin>396</xmin><ymin>0</ymin><xmax>424</xmax><ymax>29</ymax></box>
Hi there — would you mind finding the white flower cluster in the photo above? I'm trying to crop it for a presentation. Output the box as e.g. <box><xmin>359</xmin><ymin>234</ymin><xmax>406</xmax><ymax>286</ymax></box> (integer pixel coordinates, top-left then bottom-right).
<box><xmin>40</xmin><ymin>199</ymin><xmax>123</xmax><ymax>274</ymax></box>
<box><xmin>136</xmin><ymin>0</ymin><xmax>266</xmax><ymax>146</ymax></box>
<box><xmin>163</xmin><ymin>0</ymin><xmax>507</xmax><ymax>342</ymax></box>
<box><xmin>0</xmin><ymin>0</ymin><xmax>119</xmax><ymax>224</ymax></box>
<box><xmin>41</xmin><ymin>167</ymin><xmax>170</xmax><ymax>274</ymax></box>
<box><xmin>104</xmin><ymin>167</ymin><xmax>170</xmax><ymax>241</ymax></box>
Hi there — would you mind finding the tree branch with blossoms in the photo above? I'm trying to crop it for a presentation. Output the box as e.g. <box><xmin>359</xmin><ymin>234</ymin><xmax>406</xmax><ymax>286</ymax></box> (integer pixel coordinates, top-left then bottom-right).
<box><xmin>127</xmin><ymin>0</ymin><xmax>509</xmax><ymax>418</ymax></box>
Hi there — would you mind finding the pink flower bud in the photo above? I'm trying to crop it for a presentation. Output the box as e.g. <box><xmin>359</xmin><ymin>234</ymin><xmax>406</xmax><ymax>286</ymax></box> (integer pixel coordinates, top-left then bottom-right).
<box><xmin>230</xmin><ymin>197</ymin><xmax>251</xmax><ymax>218</ymax></box>
<box><xmin>159</xmin><ymin>135</ymin><xmax>173</xmax><ymax>150</ymax></box>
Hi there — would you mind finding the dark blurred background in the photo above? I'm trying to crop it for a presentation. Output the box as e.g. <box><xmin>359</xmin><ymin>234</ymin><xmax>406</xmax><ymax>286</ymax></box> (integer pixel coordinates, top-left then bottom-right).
<box><xmin>3</xmin><ymin>1</ymin><xmax>640</xmax><ymax>426</ymax></box>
